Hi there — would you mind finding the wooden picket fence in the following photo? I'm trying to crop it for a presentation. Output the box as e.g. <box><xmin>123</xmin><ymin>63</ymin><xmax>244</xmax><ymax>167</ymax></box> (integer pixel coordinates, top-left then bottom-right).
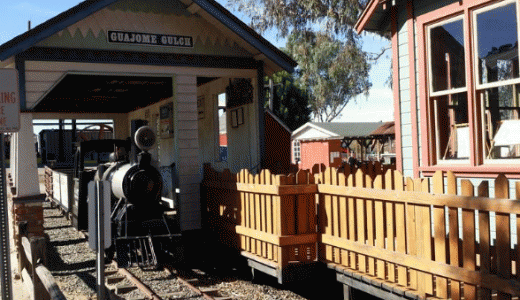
<box><xmin>203</xmin><ymin>164</ymin><xmax>520</xmax><ymax>299</ymax></box>
<box><xmin>202</xmin><ymin>164</ymin><xmax>318</xmax><ymax>282</ymax></box>
<box><xmin>318</xmin><ymin>167</ymin><xmax>520</xmax><ymax>300</ymax></box>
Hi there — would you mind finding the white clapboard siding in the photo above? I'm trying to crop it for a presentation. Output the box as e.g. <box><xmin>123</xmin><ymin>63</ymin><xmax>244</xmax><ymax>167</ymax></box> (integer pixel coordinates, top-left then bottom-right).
<box><xmin>176</xmin><ymin>75</ymin><xmax>201</xmax><ymax>231</ymax></box>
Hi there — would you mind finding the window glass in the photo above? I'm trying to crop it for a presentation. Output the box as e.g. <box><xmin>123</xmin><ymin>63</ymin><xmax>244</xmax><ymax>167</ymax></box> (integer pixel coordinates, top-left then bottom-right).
<box><xmin>434</xmin><ymin>93</ymin><xmax>469</xmax><ymax>160</ymax></box>
<box><xmin>476</xmin><ymin>3</ymin><xmax>519</xmax><ymax>85</ymax></box>
<box><xmin>430</xmin><ymin>19</ymin><xmax>465</xmax><ymax>92</ymax></box>
<box><xmin>483</xmin><ymin>84</ymin><xmax>520</xmax><ymax>159</ymax></box>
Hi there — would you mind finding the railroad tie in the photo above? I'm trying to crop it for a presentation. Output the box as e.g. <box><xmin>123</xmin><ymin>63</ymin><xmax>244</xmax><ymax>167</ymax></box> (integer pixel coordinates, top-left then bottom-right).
<box><xmin>106</xmin><ymin>275</ymin><xmax>126</xmax><ymax>285</ymax></box>
<box><xmin>115</xmin><ymin>283</ymin><xmax>138</xmax><ymax>294</ymax></box>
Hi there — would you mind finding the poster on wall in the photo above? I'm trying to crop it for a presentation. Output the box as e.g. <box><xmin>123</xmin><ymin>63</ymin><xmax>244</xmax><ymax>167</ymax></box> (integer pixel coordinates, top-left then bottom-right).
<box><xmin>197</xmin><ymin>95</ymin><xmax>204</xmax><ymax>119</ymax></box>
<box><xmin>160</xmin><ymin>102</ymin><xmax>174</xmax><ymax>138</ymax></box>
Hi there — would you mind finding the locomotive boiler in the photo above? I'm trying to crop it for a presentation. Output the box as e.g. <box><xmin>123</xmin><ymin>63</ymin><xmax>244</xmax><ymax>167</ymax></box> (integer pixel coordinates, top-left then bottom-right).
<box><xmin>92</xmin><ymin>126</ymin><xmax>181</xmax><ymax>267</ymax></box>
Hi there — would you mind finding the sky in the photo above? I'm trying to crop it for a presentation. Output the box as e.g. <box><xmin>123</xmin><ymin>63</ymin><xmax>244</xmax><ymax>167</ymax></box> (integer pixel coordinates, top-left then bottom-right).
<box><xmin>0</xmin><ymin>0</ymin><xmax>393</xmax><ymax>126</ymax></box>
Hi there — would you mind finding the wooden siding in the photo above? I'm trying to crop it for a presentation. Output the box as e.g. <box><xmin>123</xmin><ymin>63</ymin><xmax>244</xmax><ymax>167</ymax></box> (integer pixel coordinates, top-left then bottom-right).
<box><xmin>35</xmin><ymin>0</ymin><xmax>254</xmax><ymax>58</ymax></box>
<box><xmin>397</xmin><ymin>7</ymin><xmax>414</xmax><ymax>178</ymax></box>
<box><xmin>197</xmin><ymin>76</ymin><xmax>260</xmax><ymax>174</ymax></box>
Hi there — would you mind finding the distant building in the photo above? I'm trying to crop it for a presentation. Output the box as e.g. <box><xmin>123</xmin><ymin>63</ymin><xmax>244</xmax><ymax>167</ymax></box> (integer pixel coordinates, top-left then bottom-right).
<box><xmin>291</xmin><ymin>122</ymin><xmax>394</xmax><ymax>171</ymax></box>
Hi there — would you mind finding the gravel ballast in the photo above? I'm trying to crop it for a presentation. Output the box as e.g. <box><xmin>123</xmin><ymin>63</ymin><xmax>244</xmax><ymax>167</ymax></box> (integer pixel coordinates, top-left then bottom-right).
<box><xmin>43</xmin><ymin>202</ymin><xmax>324</xmax><ymax>300</ymax></box>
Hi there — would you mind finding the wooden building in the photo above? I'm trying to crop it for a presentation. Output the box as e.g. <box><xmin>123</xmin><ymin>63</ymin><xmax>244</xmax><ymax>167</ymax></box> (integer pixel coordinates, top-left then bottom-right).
<box><xmin>1</xmin><ymin>0</ymin><xmax>296</xmax><ymax>231</ymax></box>
<box><xmin>357</xmin><ymin>0</ymin><xmax>520</xmax><ymax>188</ymax></box>
<box><xmin>291</xmin><ymin>122</ymin><xmax>387</xmax><ymax>170</ymax></box>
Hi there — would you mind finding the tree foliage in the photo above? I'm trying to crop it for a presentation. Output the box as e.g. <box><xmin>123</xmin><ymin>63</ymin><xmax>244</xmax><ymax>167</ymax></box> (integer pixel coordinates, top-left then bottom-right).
<box><xmin>286</xmin><ymin>32</ymin><xmax>370</xmax><ymax>122</ymax></box>
<box><xmin>265</xmin><ymin>71</ymin><xmax>311</xmax><ymax>131</ymax></box>
<box><xmin>227</xmin><ymin>0</ymin><xmax>369</xmax><ymax>40</ymax></box>
<box><xmin>228</xmin><ymin>0</ymin><xmax>376</xmax><ymax>122</ymax></box>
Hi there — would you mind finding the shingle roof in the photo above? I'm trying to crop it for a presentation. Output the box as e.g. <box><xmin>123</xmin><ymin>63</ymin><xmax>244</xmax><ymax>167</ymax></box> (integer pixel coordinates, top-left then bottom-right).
<box><xmin>310</xmin><ymin>122</ymin><xmax>383</xmax><ymax>138</ymax></box>
<box><xmin>369</xmin><ymin>121</ymin><xmax>395</xmax><ymax>136</ymax></box>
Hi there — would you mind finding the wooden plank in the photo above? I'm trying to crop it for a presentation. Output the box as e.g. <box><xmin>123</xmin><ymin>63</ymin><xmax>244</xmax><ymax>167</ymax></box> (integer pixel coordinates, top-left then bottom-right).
<box><xmin>356</xmin><ymin>169</ymin><xmax>367</xmax><ymax>273</ymax></box>
<box><xmin>255</xmin><ymin>173</ymin><xmax>262</xmax><ymax>257</ymax></box>
<box><xmin>202</xmin><ymin>180</ymin><xmax>318</xmax><ymax>195</ymax></box>
<box><xmin>243</xmin><ymin>170</ymin><xmax>250</xmax><ymax>252</ymax></box>
<box><xmin>446</xmin><ymin>172</ymin><xmax>460</xmax><ymax>300</ymax></box>
<box><xmin>325</xmin><ymin>168</ymin><xmax>333</xmax><ymax>262</ymax></box>
<box><xmin>265</xmin><ymin>170</ymin><xmax>273</xmax><ymax>260</ymax></box>
<box><xmin>374</xmin><ymin>175</ymin><xmax>385</xmax><ymax>280</ymax></box>
<box><xmin>274</xmin><ymin>175</ymin><xmax>282</xmax><ymax>263</ymax></box>
<box><xmin>321</xmin><ymin>234</ymin><xmax>520</xmax><ymax>296</ymax></box>
<box><xmin>338</xmin><ymin>172</ymin><xmax>349</xmax><ymax>267</ymax></box>
<box><xmin>260</xmin><ymin>170</ymin><xmax>267</xmax><ymax>258</ymax></box>
<box><xmin>393</xmin><ymin>171</ymin><xmax>407</xmax><ymax>287</ymax></box>
<box><xmin>35</xmin><ymin>265</ymin><xmax>67</xmax><ymax>300</ymax></box>
<box><xmin>235</xmin><ymin>226</ymin><xmax>317</xmax><ymax>247</ymax></box>
<box><xmin>366</xmin><ymin>174</ymin><xmax>376</xmax><ymax>276</ymax></box>
<box><xmin>495</xmin><ymin>174</ymin><xmax>512</xmax><ymax>300</ymax></box>
<box><xmin>460</xmin><ymin>180</ymin><xmax>476</xmax><ymax>300</ymax></box>
<box><xmin>384</xmin><ymin>171</ymin><xmax>395</xmax><ymax>283</ymax></box>
<box><xmin>414</xmin><ymin>178</ymin><xmax>433</xmax><ymax>297</ymax></box>
<box><xmin>348</xmin><ymin>173</ymin><xmax>357</xmax><ymax>269</ymax></box>
<box><xmin>432</xmin><ymin>171</ymin><xmax>448</xmax><ymax>298</ymax></box>
<box><xmin>249</xmin><ymin>172</ymin><xmax>256</xmax><ymax>255</ymax></box>
<box><xmin>406</xmin><ymin>178</ymin><xmax>417</xmax><ymax>290</ymax></box>
<box><xmin>478</xmin><ymin>181</ymin><xmax>491</xmax><ymax>300</ymax></box>
<box><xmin>332</xmin><ymin>168</ymin><xmax>341</xmax><ymax>264</ymax></box>
<box><xmin>315</xmin><ymin>184</ymin><xmax>520</xmax><ymax>215</ymax></box>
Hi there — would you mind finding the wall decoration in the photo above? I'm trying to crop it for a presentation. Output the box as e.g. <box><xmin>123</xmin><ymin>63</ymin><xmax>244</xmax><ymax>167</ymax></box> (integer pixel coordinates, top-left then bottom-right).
<box><xmin>226</xmin><ymin>78</ymin><xmax>253</xmax><ymax>109</ymax></box>
<box><xmin>197</xmin><ymin>95</ymin><xmax>204</xmax><ymax>119</ymax></box>
<box><xmin>237</xmin><ymin>107</ymin><xmax>244</xmax><ymax>125</ymax></box>
<box><xmin>231</xmin><ymin>109</ymin><xmax>239</xmax><ymax>128</ymax></box>
<box><xmin>160</xmin><ymin>102</ymin><xmax>174</xmax><ymax>138</ymax></box>
<box><xmin>230</xmin><ymin>107</ymin><xmax>245</xmax><ymax>128</ymax></box>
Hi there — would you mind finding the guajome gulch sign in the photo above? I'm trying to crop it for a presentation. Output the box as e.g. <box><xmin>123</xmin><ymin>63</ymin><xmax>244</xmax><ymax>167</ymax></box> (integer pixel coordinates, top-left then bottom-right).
<box><xmin>108</xmin><ymin>30</ymin><xmax>194</xmax><ymax>48</ymax></box>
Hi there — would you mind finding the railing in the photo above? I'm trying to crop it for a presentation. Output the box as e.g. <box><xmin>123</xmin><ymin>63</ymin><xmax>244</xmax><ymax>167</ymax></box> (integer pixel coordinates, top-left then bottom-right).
<box><xmin>203</xmin><ymin>165</ymin><xmax>317</xmax><ymax>282</ymax></box>
<box><xmin>18</xmin><ymin>222</ymin><xmax>66</xmax><ymax>300</ymax></box>
<box><xmin>204</xmin><ymin>165</ymin><xmax>520</xmax><ymax>298</ymax></box>
<box><xmin>318</xmin><ymin>167</ymin><xmax>520</xmax><ymax>300</ymax></box>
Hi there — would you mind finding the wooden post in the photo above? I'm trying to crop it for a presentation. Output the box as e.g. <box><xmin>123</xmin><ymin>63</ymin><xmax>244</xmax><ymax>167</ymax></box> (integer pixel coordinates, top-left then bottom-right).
<box><xmin>30</xmin><ymin>237</ymin><xmax>48</xmax><ymax>300</ymax></box>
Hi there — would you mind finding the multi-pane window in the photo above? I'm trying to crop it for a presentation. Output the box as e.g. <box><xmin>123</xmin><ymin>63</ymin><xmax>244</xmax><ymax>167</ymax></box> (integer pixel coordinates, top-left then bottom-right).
<box><xmin>428</xmin><ymin>17</ymin><xmax>469</xmax><ymax>161</ymax></box>
<box><xmin>293</xmin><ymin>140</ymin><xmax>301</xmax><ymax>163</ymax></box>
<box><xmin>474</xmin><ymin>1</ymin><xmax>520</xmax><ymax>160</ymax></box>
<box><xmin>426</xmin><ymin>0</ymin><xmax>520</xmax><ymax>164</ymax></box>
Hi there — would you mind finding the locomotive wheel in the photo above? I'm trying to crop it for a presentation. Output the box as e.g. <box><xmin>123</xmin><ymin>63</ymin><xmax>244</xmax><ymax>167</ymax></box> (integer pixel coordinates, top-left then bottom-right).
<box><xmin>77</xmin><ymin>124</ymin><xmax>113</xmax><ymax>141</ymax></box>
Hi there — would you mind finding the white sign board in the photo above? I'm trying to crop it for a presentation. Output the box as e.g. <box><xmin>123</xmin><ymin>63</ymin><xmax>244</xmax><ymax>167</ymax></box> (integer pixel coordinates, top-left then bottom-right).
<box><xmin>0</xmin><ymin>69</ymin><xmax>19</xmax><ymax>132</ymax></box>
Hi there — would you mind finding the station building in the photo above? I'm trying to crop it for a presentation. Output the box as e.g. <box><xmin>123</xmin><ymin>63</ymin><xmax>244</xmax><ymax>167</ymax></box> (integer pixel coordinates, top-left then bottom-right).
<box><xmin>0</xmin><ymin>0</ymin><xmax>296</xmax><ymax>231</ymax></box>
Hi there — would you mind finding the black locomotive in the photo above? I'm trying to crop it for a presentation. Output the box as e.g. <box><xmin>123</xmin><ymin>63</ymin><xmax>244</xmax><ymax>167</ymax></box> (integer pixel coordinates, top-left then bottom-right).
<box><xmin>69</xmin><ymin>126</ymin><xmax>180</xmax><ymax>268</ymax></box>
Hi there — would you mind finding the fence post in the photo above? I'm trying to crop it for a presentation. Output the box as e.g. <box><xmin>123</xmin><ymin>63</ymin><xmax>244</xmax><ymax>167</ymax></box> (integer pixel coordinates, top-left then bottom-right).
<box><xmin>30</xmin><ymin>237</ymin><xmax>48</xmax><ymax>300</ymax></box>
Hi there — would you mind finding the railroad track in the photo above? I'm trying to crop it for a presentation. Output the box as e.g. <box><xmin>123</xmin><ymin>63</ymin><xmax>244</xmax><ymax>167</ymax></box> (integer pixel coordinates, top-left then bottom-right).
<box><xmin>105</xmin><ymin>262</ymin><xmax>233</xmax><ymax>300</ymax></box>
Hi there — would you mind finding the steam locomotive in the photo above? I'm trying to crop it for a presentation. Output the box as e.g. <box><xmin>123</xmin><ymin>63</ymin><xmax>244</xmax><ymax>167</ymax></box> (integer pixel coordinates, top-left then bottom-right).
<box><xmin>86</xmin><ymin>126</ymin><xmax>180</xmax><ymax>267</ymax></box>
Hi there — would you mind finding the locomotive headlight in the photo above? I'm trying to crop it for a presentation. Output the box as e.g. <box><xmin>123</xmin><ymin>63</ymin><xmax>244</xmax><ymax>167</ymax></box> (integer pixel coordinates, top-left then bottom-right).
<box><xmin>135</xmin><ymin>126</ymin><xmax>156</xmax><ymax>151</ymax></box>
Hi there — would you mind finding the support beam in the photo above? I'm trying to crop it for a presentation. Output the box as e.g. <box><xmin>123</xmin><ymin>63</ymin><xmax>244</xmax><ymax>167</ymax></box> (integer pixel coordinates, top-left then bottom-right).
<box><xmin>14</xmin><ymin>113</ymin><xmax>40</xmax><ymax>197</ymax></box>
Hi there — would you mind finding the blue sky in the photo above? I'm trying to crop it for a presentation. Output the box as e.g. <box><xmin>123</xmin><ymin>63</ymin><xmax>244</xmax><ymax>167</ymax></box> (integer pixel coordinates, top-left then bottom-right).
<box><xmin>0</xmin><ymin>0</ymin><xmax>392</xmax><ymax>124</ymax></box>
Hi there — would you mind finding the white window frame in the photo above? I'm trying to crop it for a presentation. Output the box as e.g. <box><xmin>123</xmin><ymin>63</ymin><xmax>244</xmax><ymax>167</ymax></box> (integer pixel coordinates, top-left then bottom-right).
<box><xmin>472</xmin><ymin>0</ymin><xmax>520</xmax><ymax>164</ymax></box>
<box><xmin>426</xmin><ymin>14</ymin><xmax>470</xmax><ymax>164</ymax></box>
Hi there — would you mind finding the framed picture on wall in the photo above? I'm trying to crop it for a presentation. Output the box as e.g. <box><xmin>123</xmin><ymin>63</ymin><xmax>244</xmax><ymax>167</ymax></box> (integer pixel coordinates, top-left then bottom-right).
<box><xmin>160</xmin><ymin>102</ymin><xmax>174</xmax><ymax>138</ymax></box>
<box><xmin>237</xmin><ymin>107</ymin><xmax>244</xmax><ymax>125</ymax></box>
<box><xmin>197</xmin><ymin>95</ymin><xmax>204</xmax><ymax>119</ymax></box>
<box><xmin>231</xmin><ymin>109</ymin><xmax>239</xmax><ymax>128</ymax></box>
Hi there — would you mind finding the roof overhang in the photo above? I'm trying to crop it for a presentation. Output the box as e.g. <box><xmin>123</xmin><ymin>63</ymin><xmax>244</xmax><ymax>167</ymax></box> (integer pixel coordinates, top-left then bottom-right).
<box><xmin>355</xmin><ymin>0</ymin><xmax>396</xmax><ymax>34</ymax></box>
<box><xmin>0</xmin><ymin>0</ymin><xmax>296</xmax><ymax>73</ymax></box>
